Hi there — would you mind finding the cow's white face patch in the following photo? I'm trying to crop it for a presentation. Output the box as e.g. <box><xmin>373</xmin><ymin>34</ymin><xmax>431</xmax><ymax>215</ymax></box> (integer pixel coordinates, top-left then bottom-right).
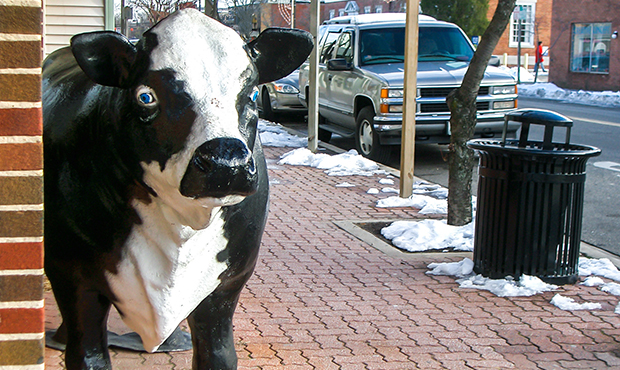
<box><xmin>136</xmin><ymin>10</ymin><xmax>256</xmax><ymax>221</ymax></box>
<box><xmin>148</xmin><ymin>11</ymin><xmax>254</xmax><ymax>190</ymax></box>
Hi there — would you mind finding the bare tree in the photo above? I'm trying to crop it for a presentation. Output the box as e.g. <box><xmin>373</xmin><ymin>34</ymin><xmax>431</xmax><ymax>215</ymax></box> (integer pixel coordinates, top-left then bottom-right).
<box><xmin>221</xmin><ymin>0</ymin><xmax>261</xmax><ymax>39</ymax></box>
<box><xmin>445</xmin><ymin>0</ymin><xmax>517</xmax><ymax>226</ymax></box>
<box><xmin>127</xmin><ymin>0</ymin><xmax>212</xmax><ymax>25</ymax></box>
<box><xmin>127</xmin><ymin>0</ymin><xmax>179</xmax><ymax>24</ymax></box>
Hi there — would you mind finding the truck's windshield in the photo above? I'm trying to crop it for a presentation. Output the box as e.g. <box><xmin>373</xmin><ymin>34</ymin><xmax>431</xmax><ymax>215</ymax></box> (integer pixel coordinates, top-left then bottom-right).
<box><xmin>360</xmin><ymin>26</ymin><xmax>475</xmax><ymax>65</ymax></box>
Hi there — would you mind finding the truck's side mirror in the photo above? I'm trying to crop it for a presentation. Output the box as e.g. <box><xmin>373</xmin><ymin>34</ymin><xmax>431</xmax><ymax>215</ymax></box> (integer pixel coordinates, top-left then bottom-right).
<box><xmin>488</xmin><ymin>55</ymin><xmax>501</xmax><ymax>67</ymax></box>
<box><xmin>327</xmin><ymin>58</ymin><xmax>352</xmax><ymax>71</ymax></box>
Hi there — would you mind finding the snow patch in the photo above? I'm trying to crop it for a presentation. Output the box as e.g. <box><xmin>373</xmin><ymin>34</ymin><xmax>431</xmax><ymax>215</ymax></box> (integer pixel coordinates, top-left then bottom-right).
<box><xmin>550</xmin><ymin>294</ymin><xmax>602</xmax><ymax>311</ymax></box>
<box><xmin>279</xmin><ymin>148</ymin><xmax>386</xmax><ymax>176</ymax></box>
<box><xmin>382</xmin><ymin>220</ymin><xmax>474</xmax><ymax>252</ymax></box>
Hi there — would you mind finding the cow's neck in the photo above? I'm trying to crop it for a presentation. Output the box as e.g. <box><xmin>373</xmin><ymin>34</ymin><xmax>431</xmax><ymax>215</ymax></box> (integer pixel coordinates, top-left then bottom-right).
<box><xmin>106</xmin><ymin>197</ymin><xmax>229</xmax><ymax>352</ymax></box>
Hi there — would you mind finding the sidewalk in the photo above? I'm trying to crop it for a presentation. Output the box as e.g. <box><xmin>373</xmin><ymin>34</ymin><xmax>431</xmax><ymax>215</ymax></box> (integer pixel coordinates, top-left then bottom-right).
<box><xmin>45</xmin><ymin>145</ymin><xmax>620</xmax><ymax>369</ymax></box>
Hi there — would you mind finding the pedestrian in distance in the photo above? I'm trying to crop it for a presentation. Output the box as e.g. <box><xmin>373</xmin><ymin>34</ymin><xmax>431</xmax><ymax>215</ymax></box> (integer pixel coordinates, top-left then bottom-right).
<box><xmin>535</xmin><ymin>41</ymin><xmax>546</xmax><ymax>72</ymax></box>
<box><xmin>534</xmin><ymin>41</ymin><xmax>545</xmax><ymax>82</ymax></box>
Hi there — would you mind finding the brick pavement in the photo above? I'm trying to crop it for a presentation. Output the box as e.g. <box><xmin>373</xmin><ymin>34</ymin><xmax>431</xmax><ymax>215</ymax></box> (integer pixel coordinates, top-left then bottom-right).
<box><xmin>45</xmin><ymin>145</ymin><xmax>620</xmax><ymax>369</ymax></box>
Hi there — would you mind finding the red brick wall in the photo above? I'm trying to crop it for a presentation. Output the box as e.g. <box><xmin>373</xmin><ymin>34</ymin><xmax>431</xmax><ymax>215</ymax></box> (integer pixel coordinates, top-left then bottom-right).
<box><xmin>0</xmin><ymin>2</ymin><xmax>45</xmax><ymax>368</ymax></box>
<box><xmin>550</xmin><ymin>0</ymin><xmax>619</xmax><ymax>91</ymax></box>
<box><xmin>259</xmin><ymin>0</ymin><xmax>405</xmax><ymax>32</ymax></box>
<box><xmin>260</xmin><ymin>2</ymin><xmax>313</xmax><ymax>32</ymax></box>
<box><xmin>320</xmin><ymin>0</ymin><xmax>405</xmax><ymax>22</ymax></box>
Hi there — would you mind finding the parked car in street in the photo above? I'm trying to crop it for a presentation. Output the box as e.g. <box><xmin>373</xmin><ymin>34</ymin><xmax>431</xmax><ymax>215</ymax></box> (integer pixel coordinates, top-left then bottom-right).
<box><xmin>298</xmin><ymin>13</ymin><xmax>519</xmax><ymax>161</ymax></box>
<box><xmin>258</xmin><ymin>69</ymin><xmax>306</xmax><ymax>121</ymax></box>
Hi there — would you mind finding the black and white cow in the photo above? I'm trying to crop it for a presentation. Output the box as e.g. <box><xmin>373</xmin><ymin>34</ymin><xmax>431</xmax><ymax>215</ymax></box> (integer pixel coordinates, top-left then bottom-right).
<box><xmin>43</xmin><ymin>9</ymin><xmax>312</xmax><ymax>369</ymax></box>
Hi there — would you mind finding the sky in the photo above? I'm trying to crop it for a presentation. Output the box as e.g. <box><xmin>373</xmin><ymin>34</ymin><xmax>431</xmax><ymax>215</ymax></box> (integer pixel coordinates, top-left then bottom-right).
<box><xmin>258</xmin><ymin>79</ymin><xmax>620</xmax><ymax>312</ymax></box>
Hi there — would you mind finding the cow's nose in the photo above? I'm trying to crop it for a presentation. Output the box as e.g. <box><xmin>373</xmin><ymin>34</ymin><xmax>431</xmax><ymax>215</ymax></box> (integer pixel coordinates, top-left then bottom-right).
<box><xmin>180</xmin><ymin>138</ymin><xmax>258</xmax><ymax>199</ymax></box>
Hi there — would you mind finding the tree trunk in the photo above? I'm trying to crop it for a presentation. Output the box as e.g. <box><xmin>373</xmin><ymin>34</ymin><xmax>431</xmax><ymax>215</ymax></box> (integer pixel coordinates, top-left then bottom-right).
<box><xmin>446</xmin><ymin>0</ymin><xmax>517</xmax><ymax>226</ymax></box>
<box><xmin>204</xmin><ymin>0</ymin><xmax>220</xmax><ymax>21</ymax></box>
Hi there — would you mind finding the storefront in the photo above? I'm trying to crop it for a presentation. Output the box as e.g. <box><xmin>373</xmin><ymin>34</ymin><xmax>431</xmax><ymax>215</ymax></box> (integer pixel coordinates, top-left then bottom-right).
<box><xmin>550</xmin><ymin>0</ymin><xmax>619</xmax><ymax>91</ymax></box>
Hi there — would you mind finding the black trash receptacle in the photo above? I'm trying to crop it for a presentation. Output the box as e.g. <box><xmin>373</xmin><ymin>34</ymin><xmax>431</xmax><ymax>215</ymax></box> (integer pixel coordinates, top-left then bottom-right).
<box><xmin>467</xmin><ymin>109</ymin><xmax>601</xmax><ymax>284</ymax></box>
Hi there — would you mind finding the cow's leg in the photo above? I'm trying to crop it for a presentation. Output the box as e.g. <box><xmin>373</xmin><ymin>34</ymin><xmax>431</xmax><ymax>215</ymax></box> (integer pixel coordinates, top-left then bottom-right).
<box><xmin>63</xmin><ymin>291</ymin><xmax>112</xmax><ymax>370</ymax></box>
<box><xmin>49</xmin><ymin>272</ymin><xmax>112</xmax><ymax>370</ymax></box>
<box><xmin>188</xmin><ymin>288</ymin><xmax>243</xmax><ymax>370</ymax></box>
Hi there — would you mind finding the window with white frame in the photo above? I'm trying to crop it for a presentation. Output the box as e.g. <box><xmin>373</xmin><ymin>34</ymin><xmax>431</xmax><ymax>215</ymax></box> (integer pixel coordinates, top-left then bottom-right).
<box><xmin>375</xmin><ymin>5</ymin><xmax>382</xmax><ymax>13</ymax></box>
<box><xmin>509</xmin><ymin>2</ymin><xmax>536</xmax><ymax>48</ymax></box>
<box><xmin>364</xmin><ymin>5</ymin><xmax>371</xmax><ymax>13</ymax></box>
<box><xmin>571</xmin><ymin>22</ymin><xmax>611</xmax><ymax>74</ymax></box>
<box><xmin>329</xmin><ymin>9</ymin><xmax>335</xmax><ymax>19</ymax></box>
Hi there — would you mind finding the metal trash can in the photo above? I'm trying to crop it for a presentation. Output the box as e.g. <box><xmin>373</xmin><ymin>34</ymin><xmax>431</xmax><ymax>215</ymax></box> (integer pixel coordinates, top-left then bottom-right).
<box><xmin>467</xmin><ymin>109</ymin><xmax>601</xmax><ymax>284</ymax></box>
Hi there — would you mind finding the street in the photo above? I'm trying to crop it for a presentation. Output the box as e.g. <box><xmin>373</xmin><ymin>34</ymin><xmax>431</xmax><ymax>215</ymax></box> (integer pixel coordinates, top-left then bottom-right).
<box><xmin>518</xmin><ymin>97</ymin><xmax>620</xmax><ymax>256</ymax></box>
<box><xmin>277</xmin><ymin>96</ymin><xmax>620</xmax><ymax>257</ymax></box>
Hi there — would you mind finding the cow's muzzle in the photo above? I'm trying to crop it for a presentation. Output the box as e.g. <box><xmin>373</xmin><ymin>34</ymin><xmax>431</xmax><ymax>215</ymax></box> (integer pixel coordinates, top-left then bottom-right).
<box><xmin>180</xmin><ymin>138</ymin><xmax>258</xmax><ymax>199</ymax></box>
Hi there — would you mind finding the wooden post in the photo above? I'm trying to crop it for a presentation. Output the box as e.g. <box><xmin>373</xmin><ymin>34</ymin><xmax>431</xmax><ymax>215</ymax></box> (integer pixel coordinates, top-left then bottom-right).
<box><xmin>399</xmin><ymin>0</ymin><xmax>420</xmax><ymax>198</ymax></box>
<box><xmin>307</xmin><ymin>0</ymin><xmax>320</xmax><ymax>153</ymax></box>
<box><xmin>121</xmin><ymin>0</ymin><xmax>127</xmax><ymax>36</ymax></box>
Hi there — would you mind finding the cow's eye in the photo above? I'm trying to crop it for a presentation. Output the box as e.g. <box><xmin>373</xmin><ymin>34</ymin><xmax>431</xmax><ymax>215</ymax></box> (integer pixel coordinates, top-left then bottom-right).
<box><xmin>136</xmin><ymin>86</ymin><xmax>157</xmax><ymax>107</ymax></box>
<box><xmin>249</xmin><ymin>87</ymin><xmax>259</xmax><ymax>102</ymax></box>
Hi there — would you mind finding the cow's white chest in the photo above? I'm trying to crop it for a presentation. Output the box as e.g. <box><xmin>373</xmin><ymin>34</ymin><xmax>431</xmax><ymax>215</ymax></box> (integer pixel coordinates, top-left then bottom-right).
<box><xmin>105</xmin><ymin>201</ymin><xmax>229</xmax><ymax>352</ymax></box>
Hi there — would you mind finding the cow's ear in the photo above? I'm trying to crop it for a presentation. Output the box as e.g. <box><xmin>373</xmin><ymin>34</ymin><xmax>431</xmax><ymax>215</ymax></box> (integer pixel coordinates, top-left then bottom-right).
<box><xmin>247</xmin><ymin>28</ymin><xmax>313</xmax><ymax>84</ymax></box>
<box><xmin>71</xmin><ymin>31</ymin><xmax>137</xmax><ymax>88</ymax></box>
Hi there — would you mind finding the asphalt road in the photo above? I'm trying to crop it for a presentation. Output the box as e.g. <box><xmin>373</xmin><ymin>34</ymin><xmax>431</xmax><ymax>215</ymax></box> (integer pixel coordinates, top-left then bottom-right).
<box><xmin>517</xmin><ymin>97</ymin><xmax>620</xmax><ymax>256</ymax></box>
<box><xmin>277</xmin><ymin>97</ymin><xmax>620</xmax><ymax>256</ymax></box>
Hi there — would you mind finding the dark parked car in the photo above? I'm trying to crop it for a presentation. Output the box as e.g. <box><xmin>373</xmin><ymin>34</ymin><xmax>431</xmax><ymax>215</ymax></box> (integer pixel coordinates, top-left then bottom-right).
<box><xmin>258</xmin><ymin>69</ymin><xmax>306</xmax><ymax>121</ymax></box>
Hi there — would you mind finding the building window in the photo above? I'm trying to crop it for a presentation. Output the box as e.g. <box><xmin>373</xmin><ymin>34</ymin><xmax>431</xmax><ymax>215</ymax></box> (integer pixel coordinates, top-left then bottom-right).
<box><xmin>364</xmin><ymin>5</ymin><xmax>371</xmax><ymax>13</ymax></box>
<box><xmin>571</xmin><ymin>23</ymin><xmax>611</xmax><ymax>74</ymax></box>
<box><xmin>375</xmin><ymin>5</ymin><xmax>382</xmax><ymax>13</ymax></box>
<box><xmin>329</xmin><ymin>9</ymin><xmax>335</xmax><ymax>19</ymax></box>
<box><xmin>509</xmin><ymin>2</ymin><xmax>535</xmax><ymax>48</ymax></box>
<box><xmin>339</xmin><ymin>8</ymin><xmax>345</xmax><ymax>16</ymax></box>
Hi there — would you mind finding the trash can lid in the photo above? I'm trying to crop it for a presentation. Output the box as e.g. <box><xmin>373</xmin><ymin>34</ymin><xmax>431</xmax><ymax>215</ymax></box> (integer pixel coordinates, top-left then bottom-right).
<box><xmin>467</xmin><ymin>139</ymin><xmax>602</xmax><ymax>158</ymax></box>
<box><xmin>505</xmin><ymin>109</ymin><xmax>573</xmax><ymax>127</ymax></box>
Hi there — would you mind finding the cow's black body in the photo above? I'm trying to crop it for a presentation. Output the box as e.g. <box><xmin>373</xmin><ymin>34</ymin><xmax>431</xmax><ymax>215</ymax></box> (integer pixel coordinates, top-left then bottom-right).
<box><xmin>43</xmin><ymin>9</ymin><xmax>312</xmax><ymax>370</ymax></box>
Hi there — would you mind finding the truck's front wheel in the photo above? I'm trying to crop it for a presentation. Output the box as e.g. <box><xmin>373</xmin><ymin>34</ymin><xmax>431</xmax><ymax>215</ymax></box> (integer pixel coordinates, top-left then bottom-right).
<box><xmin>355</xmin><ymin>106</ymin><xmax>392</xmax><ymax>162</ymax></box>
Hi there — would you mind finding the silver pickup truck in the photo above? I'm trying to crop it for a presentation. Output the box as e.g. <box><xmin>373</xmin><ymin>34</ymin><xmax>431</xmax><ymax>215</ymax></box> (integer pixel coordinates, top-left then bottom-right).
<box><xmin>298</xmin><ymin>13</ymin><xmax>518</xmax><ymax>161</ymax></box>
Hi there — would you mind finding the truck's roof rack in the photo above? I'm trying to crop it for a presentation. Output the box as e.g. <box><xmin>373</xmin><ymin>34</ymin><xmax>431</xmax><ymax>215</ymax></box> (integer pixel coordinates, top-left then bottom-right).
<box><xmin>323</xmin><ymin>13</ymin><xmax>436</xmax><ymax>25</ymax></box>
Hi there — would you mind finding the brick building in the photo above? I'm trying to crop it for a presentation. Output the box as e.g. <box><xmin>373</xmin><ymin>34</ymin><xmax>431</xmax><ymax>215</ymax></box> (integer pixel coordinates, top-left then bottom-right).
<box><xmin>0</xmin><ymin>1</ymin><xmax>45</xmax><ymax>368</ymax></box>
<box><xmin>487</xmin><ymin>0</ymin><xmax>552</xmax><ymax>68</ymax></box>
<box><xmin>320</xmin><ymin>0</ymin><xmax>405</xmax><ymax>21</ymax></box>
<box><xmin>549</xmin><ymin>0</ymin><xmax>619</xmax><ymax>91</ymax></box>
<box><xmin>258</xmin><ymin>0</ymin><xmax>406</xmax><ymax>32</ymax></box>
<box><xmin>260</xmin><ymin>0</ymin><xmax>553</xmax><ymax>70</ymax></box>
<box><xmin>259</xmin><ymin>0</ymin><xmax>313</xmax><ymax>31</ymax></box>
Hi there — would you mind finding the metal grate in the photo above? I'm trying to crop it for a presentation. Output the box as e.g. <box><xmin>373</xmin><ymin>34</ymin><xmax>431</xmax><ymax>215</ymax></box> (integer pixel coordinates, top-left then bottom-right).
<box><xmin>419</xmin><ymin>86</ymin><xmax>489</xmax><ymax>98</ymax></box>
<box><xmin>419</xmin><ymin>101</ymin><xmax>490</xmax><ymax>113</ymax></box>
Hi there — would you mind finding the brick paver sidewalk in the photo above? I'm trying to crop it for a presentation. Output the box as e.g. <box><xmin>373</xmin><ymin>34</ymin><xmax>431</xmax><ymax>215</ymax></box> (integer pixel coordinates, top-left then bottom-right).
<box><xmin>45</xmin><ymin>146</ymin><xmax>620</xmax><ymax>369</ymax></box>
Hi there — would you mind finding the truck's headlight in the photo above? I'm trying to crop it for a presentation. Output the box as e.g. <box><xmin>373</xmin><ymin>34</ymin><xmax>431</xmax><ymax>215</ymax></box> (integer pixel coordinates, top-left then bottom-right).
<box><xmin>381</xmin><ymin>88</ymin><xmax>404</xmax><ymax>98</ymax></box>
<box><xmin>491</xmin><ymin>85</ymin><xmax>516</xmax><ymax>95</ymax></box>
<box><xmin>274</xmin><ymin>84</ymin><xmax>299</xmax><ymax>94</ymax></box>
<box><xmin>493</xmin><ymin>100</ymin><xmax>516</xmax><ymax>109</ymax></box>
<box><xmin>380</xmin><ymin>104</ymin><xmax>403</xmax><ymax>113</ymax></box>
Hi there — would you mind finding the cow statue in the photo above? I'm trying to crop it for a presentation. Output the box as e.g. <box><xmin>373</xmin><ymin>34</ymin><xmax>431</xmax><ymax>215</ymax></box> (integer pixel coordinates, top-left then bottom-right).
<box><xmin>43</xmin><ymin>9</ymin><xmax>312</xmax><ymax>370</ymax></box>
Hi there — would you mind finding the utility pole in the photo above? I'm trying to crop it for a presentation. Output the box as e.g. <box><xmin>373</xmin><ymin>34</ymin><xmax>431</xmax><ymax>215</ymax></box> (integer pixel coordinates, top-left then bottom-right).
<box><xmin>121</xmin><ymin>0</ymin><xmax>127</xmax><ymax>36</ymax></box>
<box><xmin>291</xmin><ymin>0</ymin><xmax>295</xmax><ymax>28</ymax></box>
<box><xmin>307</xmin><ymin>0</ymin><xmax>320</xmax><ymax>152</ymax></box>
<box><xmin>399</xmin><ymin>0</ymin><xmax>420</xmax><ymax>198</ymax></box>
<box><xmin>515</xmin><ymin>5</ymin><xmax>525</xmax><ymax>84</ymax></box>
<box><xmin>517</xmin><ymin>18</ymin><xmax>522</xmax><ymax>83</ymax></box>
